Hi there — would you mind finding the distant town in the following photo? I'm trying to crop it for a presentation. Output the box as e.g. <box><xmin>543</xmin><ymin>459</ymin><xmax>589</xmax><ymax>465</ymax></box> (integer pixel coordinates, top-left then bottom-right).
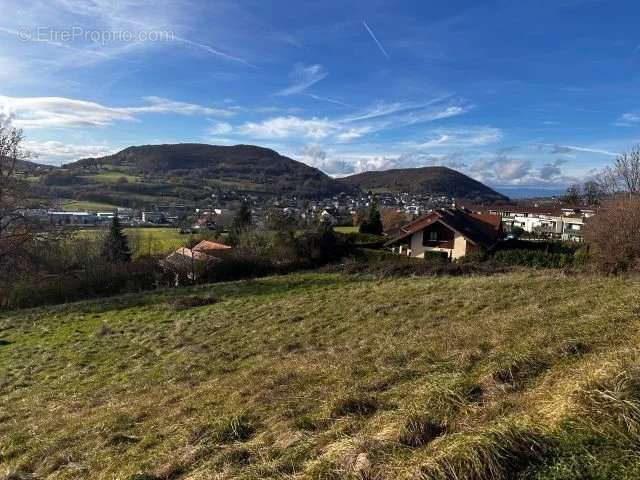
<box><xmin>26</xmin><ymin>188</ymin><xmax>591</xmax><ymax>243</ymax></box>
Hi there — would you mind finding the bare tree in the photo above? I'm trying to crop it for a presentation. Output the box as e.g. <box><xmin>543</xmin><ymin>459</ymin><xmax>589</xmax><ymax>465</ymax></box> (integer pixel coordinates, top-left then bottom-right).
<box><xmin>614</xmin><ymin>145</ymin><xmax>640</xmax><ymax>194</ymax></box>
<box><xmin>582</xmin><ymin>180</ymin><xmax>603</xmax><ymax>206</ymax></box>
<box><xmin>597</xmin><ymin>145</ymin><xmax>640</xmax><ymax>196</ymax></box>
<box><xmin>595</xmin><ymin>165</ymin><xmax>619</xmax><ymax>196</ymax></box>
<box><xmin>0</xmin><ymin>123</ymin><xmax>32</xmax><ymax>267</ymax></box>
<box><xmin>563</xmin><ymin>183</ymin><xmax>582</xmax><ymax>205</ymax></box>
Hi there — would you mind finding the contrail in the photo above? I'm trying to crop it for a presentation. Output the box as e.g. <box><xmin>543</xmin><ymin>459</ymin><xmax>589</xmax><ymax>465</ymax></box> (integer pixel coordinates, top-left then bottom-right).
<box><xmin>362</xmin><ymin>20</ymin><xmax>389</xmax><ymax>59</ymax></box>
<box><xmin>103</xmin><ymin>17</ymin><xmax>257</xmax><ymax>68</ymax></box>
<box><xmin>172</xmin><ymin>36</ymin><xmax>257</xmax><ymax>68</ymax></box>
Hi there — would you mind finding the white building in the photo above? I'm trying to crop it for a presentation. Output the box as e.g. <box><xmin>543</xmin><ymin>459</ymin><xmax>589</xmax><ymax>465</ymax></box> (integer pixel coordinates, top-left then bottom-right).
<box><xmin>489</xmin><ymin>206</ymin><xmax>593</xmax><ymax>242</ymax></box>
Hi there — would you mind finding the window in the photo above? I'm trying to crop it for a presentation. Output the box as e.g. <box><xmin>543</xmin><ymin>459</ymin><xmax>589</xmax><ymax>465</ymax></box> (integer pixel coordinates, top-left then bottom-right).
<box><xmin>429</xmin><ymin>230</ymin><xmax>438</xmax><ymax>241</ymax></box>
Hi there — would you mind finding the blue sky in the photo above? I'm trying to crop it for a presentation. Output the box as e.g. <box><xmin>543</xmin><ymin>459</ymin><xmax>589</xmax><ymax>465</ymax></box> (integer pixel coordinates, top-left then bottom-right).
<box><xmin>1</xmin><ymin>0</ymin><xmax>639</xmax><ymax>189</ymax></box>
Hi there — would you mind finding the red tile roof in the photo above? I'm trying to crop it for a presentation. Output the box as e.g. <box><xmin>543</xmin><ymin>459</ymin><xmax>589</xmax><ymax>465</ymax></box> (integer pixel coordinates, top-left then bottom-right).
<box><xmin>386</xmin><ymin>207</ymin><xmax>502</xmax><ymax>248</ymax></box>
<box><xmin>192</xmin><ymin>240</ymin><xmax>232</xmax><ymax>253</ymax></box>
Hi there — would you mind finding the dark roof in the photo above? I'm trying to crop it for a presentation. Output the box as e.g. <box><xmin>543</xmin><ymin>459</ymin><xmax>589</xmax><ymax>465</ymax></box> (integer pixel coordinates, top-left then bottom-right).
<box><xmin>386</xmin><ymin>207</ymin><xmax>502</xmax><ymax>248</ymax></box>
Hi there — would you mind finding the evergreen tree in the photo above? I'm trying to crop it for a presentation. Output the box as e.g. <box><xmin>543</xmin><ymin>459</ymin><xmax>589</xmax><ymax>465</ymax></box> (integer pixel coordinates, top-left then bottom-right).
<box><xmin>359</xmin><ymin>201</ymin><xmax>384</xmax><ymax>235</ymax></box>
<box><xmin>229</xmin><ymin>200</ymin><xmax>252</xmax><ymax>245</ymax></box>
<box><xmin>101</xmin><ymin>214</ymin><xmax>131</xmax><ymax>263</ymax></box>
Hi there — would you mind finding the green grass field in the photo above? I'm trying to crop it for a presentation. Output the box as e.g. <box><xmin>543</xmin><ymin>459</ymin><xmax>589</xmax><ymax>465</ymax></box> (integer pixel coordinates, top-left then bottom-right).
<box><xmin>334</xmin><ymin>226</ymin><xmax>358</xmax><ymax>234</ymax></box>
<box><xmin>3</xmin><ymin>271</ymin><xmax>640</xmax><ymax>479</ymax></box>
<box><xmin>80</xmin><ymin>172</ymin><xmax>141</xmax><ymax>184</ymax></box>
<box><xmin>77</xmin><ymin>227</ymin><xmax>195</xmax><ymax>257</ymax></box>
<box><xmin>58</xmin><ymin>200</ymin><xmax>120</xmax><ymax>211</ymax></box>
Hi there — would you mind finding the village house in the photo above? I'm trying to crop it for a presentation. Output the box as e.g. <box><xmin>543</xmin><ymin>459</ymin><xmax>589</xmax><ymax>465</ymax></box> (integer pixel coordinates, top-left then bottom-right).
<box><xmin>386</xmin><ymin>207</ymin><xmax>503</xmax><ymax>260</ymax></box>
<box><xmin>161</xmin><ymin>240</ymin><xmax>232</xmax><ymax>283</ymax></box>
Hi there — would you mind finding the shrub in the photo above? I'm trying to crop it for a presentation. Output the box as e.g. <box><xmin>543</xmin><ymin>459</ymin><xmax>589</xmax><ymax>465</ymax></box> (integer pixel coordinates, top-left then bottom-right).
<box><xmin>327</xmin><ymin>257</ymin><xmax>509</xmax><ymax>278</ymax></box>
<box><xmin>584</xmin><ymin>195</ymin><xmax>640</xmax><ymax>273</ymax></box>
<box><xmin>1</xmin><ymin>258</ymin><xmax>170</xmax><ymax>310</ymax></box>
<box><xmin>491</xmin><ymin>249</ymin><xmax>574</xmax><ymax>268</ymax></box>
<box><xmin>201</xmin><ymin>254</ymin><xmax>282</xmax><ymax>283</ymax></box>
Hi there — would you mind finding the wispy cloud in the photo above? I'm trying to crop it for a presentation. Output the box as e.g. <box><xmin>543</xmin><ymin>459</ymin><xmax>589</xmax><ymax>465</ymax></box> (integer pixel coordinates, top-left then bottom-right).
<box><xmin>539</xmin><ymin>143</ymin><xmax>618</xmax><ymax>156</ymax></box>
<box><xmin>342</xmin><ymin>96</ymin><xmax>454</xmax><ymax>122</ymax></box>
<box><xmin>0</xmin><ymin>0</ymin><xmax>258</xmax><ymax>71</ymax></box>
<box><xmin>407</xmin><ymin>126</ymin><xmax>502</xmax><ymax>149</ymax></box>
<box><xmin>362</xmin><ymin>20</ymin><xmax>389</xmax><ymax>59</ymax></box>
<box><xmin>0</xmin><ymin>95</ymin><xmax>235</xmax><ymax>129</ymax></box>
<box><xmin>276</xmin><ymin>64</ymin><xmax>328</xmax><ymax>96</ymax></box>
<box><xmin>208</xmin><ymin>122</ymin><xmax>234</xmax><ymax>136</ymax></box>
<box><xmin>615</xmin><ymin>112</ymin><xmax>640</xmax><ymax>127</ymax></box>
<box><xmin>208</xmin><ymin>96</ymin><xmax>471</xmax><ymax>145</ymax></box>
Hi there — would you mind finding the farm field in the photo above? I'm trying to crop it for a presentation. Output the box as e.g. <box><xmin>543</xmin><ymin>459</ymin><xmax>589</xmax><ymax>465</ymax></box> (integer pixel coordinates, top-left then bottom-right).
<box><xmin>57</xmin><ymin>200</ymin><xmax>121</xmax><ymax>211</ymax></box>
<box><xmin>79</xmin><ymin>172</ymin><xmax>142</xmax><ymax>184</ymax></box>
<box><xmin>76</xmin><ymin>227</ymin><xmax>198</xmax><ymax>257</ymax></box>
<box><xmin>334</xmin><ymin>226</ymin><xmax>358</xmax><ymax>234</ymax></box>
<box><xmin>3</xmin><ymin>272</ymin><xmax>640</xmax><ymax>479</ymax></box>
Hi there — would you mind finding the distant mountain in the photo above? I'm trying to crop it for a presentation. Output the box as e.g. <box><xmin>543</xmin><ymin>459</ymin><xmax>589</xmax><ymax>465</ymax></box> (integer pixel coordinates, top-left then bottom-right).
<box><xmin>65</xmin><ymin>144</ymin><xmax>351</xmax><ymax>198</ymax></box>
<box><xmin>14</xmin><ymin>158</ymin><xmax>57</xmax><ymax>173</ymax></box>
<box><xmin>339</xmin><ymin>166</ymin><xmax>509</xmax><ymax>203</ymax></box>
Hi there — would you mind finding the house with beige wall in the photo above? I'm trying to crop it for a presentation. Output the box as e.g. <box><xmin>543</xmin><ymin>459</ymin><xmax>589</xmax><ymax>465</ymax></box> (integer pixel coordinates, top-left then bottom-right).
<box><xmin>386</xmin><ymin>207</ymin><xmax>503</xmax><ymax>260</ymax></box>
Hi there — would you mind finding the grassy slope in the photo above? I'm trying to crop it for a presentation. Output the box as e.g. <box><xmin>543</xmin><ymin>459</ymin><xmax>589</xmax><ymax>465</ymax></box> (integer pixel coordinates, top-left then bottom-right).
<box><xmin>2</xmin><ymin>272</ymin><xmax>640</xmax><ymax>479</ymax></box>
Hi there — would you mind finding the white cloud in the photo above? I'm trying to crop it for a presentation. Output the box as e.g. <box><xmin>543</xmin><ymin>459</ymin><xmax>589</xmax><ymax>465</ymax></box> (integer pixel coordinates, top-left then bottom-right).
<box><xmin>0</xmin><ymin>95</ymin><xmax>235</xmax><ymax>129</ymax></box>
<box><xmin>23</xmin><ymin>140</ymin><xmax>118</xmax><ymax>165</ymax></box>
<box><xmin>289</xmin><ymin>139</ymin><xmax>583</xmax><ymax>187</ymax></box>
<box><xmin>335</xmin><ymin>126</ymin><xmax>372</xmax><ymax>142</ymax></box>
<box><xmin>238</xmin><ymin>116</ymin><xmax>338</xmax><ymax>140</ymax></box>
<box><xmin>276</xmin><ymin>64</ymin><xmax>328</xmax><ymax>96</ymax></box>
<box><xmin>354</xmin><ymin>155</ymin><xmax>397</xmax><ymax>173</ymax></box>
<box><xmin>297</xmin><ymin>144</ymin><xmax>353</xmax><ymax>175</ymax></box>
<box><xmin>494</xmin><ymin>157</ymin><xmax>532</xmax><ymax>181</ymax></box>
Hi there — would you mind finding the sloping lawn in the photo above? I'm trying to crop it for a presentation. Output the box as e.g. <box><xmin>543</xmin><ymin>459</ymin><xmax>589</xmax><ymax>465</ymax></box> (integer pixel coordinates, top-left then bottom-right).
<box><xmin>2</xmin><ymin>272</ymin><xmax>640</xmax><ymax>479</ymax></box>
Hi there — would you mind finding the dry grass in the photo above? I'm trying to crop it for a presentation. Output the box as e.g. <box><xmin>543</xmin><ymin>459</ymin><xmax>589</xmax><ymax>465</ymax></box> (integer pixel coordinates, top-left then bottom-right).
<box><xmin>2</xmin><ymin>271</ymin><xmax>640</xmax><ymax>479</ymax></box>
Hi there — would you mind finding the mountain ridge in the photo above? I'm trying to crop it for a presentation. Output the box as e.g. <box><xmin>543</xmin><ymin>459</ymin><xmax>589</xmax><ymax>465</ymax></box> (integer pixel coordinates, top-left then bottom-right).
<box><xmin>24</xmin><ymin>144</ymin><xmax>507</xmax><ymax>204</ymax></box>
<box><xmin>339</xmin><ymin>165</ymin><xmax>509</xmax><ymax>202</ymax></box>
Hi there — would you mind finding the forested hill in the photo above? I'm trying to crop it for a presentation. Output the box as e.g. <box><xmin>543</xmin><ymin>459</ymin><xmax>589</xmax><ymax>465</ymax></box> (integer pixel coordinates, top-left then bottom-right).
<box><xmin>339</xmin><ymin>166</ymin><xmax>509</xmax><ymax>202</ymax></box>
<box><xmin>66</xmin><ymin>144</ymin><xmax>352</xmax><ymax>198</ymax></box>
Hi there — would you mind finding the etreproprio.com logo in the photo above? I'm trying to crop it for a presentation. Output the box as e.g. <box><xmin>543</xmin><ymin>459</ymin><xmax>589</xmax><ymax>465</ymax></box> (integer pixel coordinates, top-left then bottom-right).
<box><xmin>16</xmin><ymin>26</ymin><xmax>175</xmax><ymax>44</ymax></box>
